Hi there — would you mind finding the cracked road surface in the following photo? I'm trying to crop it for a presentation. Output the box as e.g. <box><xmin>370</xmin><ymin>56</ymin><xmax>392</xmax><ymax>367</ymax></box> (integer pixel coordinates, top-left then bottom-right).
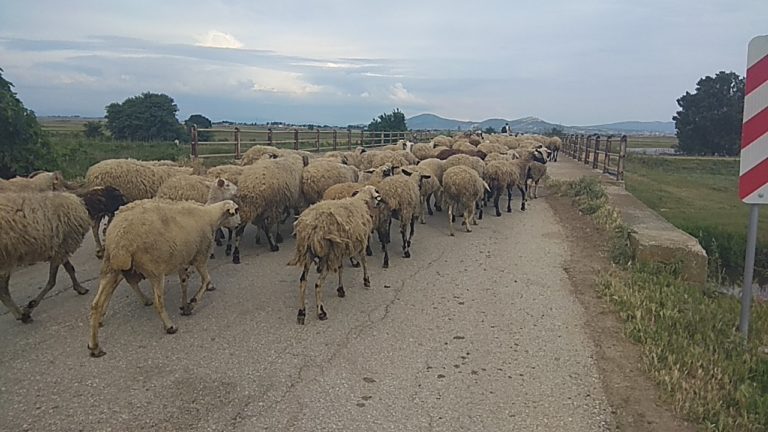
<box><xmin>0</xmin><ymin>197</ymin><xmax>612</xmax><ymax>431</ymax></box>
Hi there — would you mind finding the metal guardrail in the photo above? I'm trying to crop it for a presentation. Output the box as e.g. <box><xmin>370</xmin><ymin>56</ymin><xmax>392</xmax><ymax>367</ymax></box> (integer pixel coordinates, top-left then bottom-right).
<box><xmin>189</xmin><ymin>127</ymin><xmax>438</xmax><ymax>159</ymax></box>
<box><xmin>560</xmin><ymin>134</ymin><xmax>627</xmax><ymax>181</ymax></box>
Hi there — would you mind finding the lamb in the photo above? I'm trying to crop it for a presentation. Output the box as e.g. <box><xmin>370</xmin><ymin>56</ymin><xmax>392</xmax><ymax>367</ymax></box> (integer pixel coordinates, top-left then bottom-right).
<box><xmin>288</xmin><ymin>185</ymin><xmax>382</xmax><ymax>324</ymax></box>
<box><xmin>357</xmin><ymin>163</ymin><xmax>396</xmax><ymax>186</ymax></box>
<box><xmin>85</xmin><ymin>159</ymin><xmax>192</xmax><ymax>202</ymax></box>
<box><xmin>416</xmin><ymin>158</ymin><xmax>446</xmax><ymax>212</ymax></box>
<box><xmin>484</xmin><ymin>160</ymin><xmax>528</xmax><ymax>216</ymax></box>
<box><xmin>442</xmin><ymin>166</ymin><xmax>490</xmax><ymax>236</ymax></box>
<box><xmin>87</xmin><ymin>199</ymin><xmax>241</xmax><ymax>358</ymax></box>
<box><xmin>231</xmin><ymin>153</ymin><xmax>306</xmax><ymax>262</ymax></box>
<box><xmin>0</xmin><ymin>171</ymin><xmax>68</xmax><ymax>192</ymax></box>
<box><xmin>374</xmin><ymin>169</ymin><xmax>428</xmax><ymax>266</ymax></box>
<box><xmin>0</xmin><ymin>192</ymin><xmax>91</xmax><ymax>323</ymax></box>
<box><xmin>76</xmin><ymin>186</ymin><xmax>129</xmax><ymax>259</ymax></box>
<box><xmin>546</xmin><ymin>137</ymin><xmax>562</xmax><ymax>162</ymax></box>
<box><xmin>402</xmin><ymin>165</ymin><xmax>441</xmax><ymax>223</ymax></box>
<box><xmin>526</xmin><ymin>161</ymin><xmax>547</xmax><ymax>199</ymax></box>
<box><xmin>301</xmin><ymin>160</ymin><xmax>359</xmax><ymax>205</ymax></box>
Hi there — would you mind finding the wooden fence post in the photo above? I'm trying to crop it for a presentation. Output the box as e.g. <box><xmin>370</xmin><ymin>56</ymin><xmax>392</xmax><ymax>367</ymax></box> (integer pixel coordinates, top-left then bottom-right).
<box><xmin>191</xmin><ymin>125</ymin><xmax>198</xmax><ymax>158</ymax></box>
<box><xmin>592</xmin><ymin>135</ymin><xmax>600</xmax><ymax>169</ymax></box>
<box><xmin>617</xmin><ymin>135</ymin><xmax>627</xmax><ymax>181</ymax></box>
<box><xmin>380</xmin><ymin>131</ymin><xmax>385</xmax><ymax>147</ymax></box>
<box><xmin>268</xmin><ymin>128</ymin><xmax>273</xmax><ymax>147</ymax></box>
<box><xmin>347</xmin><ymin>129</ymin><xmax>352</xmax><ymax>150</ymax></box>
<box><xmin>603</xmin><ymin>136</ymin><xmax>612</xmax><ymax>173</ymax></box>
<box><xmin>235</xmin><ymin>127</ymin><xmax>241</xmax><ymax>159</ymax></box>
<box><xmin>332</xmin><ymin>129</ymin><xmax>338</xmax><ymax>151</ymax></box>
<box><xmin>360</xmin><ymin>130</ymin><xmax>366</xmax><ymax>148</ymax></box>
<box><xmin>584</xmin><ymin>135</ymin><xmax>592</xmax><ymax>165</ymax></box>
<box><xmin>577</xmin><ymin>135</ymin><xmax>584</xmax><ymax>161</ymax></box>
<box><xmin>315</xmin><ymin>128</ymin><xmax>320</xmax><ymax>151</ymax></box>
<box><xmin>293</xmin><ymin>129</ymin><xmax>299</xmax><ymax>151</ymax></box>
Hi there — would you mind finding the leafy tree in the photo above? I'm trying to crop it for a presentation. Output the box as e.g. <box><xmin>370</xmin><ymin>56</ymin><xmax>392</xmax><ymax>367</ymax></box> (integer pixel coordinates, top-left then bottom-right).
<box><xmin>184</xmin><ymin>114</ymin><xmax>213</xmax><ymax>141</ymax></box>
<box><xmin>83</xmin><ymin>121</ymin><xmax>105</xmax><ymax>139</ymax></box>
<box><xmin>483</xmin><ymin>126</ymin><xmax>496</xmax><ymax>134</ymax></box>
<box><xmin>367</xmin><ymin>108</ymin><xmax>407</xmax><ymax>131</ymax></box>
<box><xmin>673</xmin><ymin>71</ymin><xmax>744</xmax><ymax>156</ymax></box>
<box><xmin>0</xmin><ymin>68</ymin><xmax>55</xmax><ymax>178</ymax></box>
<box><xmin>105</xmin><ymin>92</ymin><xmax>184</xmax><ymax>141</ymax></box>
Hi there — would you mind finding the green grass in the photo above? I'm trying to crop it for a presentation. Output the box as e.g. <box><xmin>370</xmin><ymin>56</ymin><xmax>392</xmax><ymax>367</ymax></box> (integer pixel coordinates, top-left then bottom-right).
<box><xmin>554</xmin><ymin>176</ymin><xmax>768</xmax><ymax>431</ymax></box>
<box><xmin>625</xmin><ymin>155</ymin><xmax>768</xmax><ymax>285</ymax></box>
<box><xmin>626</xmin><ymin>136</ymin><xmax>678</xmax><ymax>149</ymax></box>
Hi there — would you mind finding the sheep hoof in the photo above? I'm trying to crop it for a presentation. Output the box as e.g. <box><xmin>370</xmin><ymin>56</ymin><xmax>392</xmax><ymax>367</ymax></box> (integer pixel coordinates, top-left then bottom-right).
<box><xmin>506</xmin><ymin>207</ymin><xmax>512</xmax><ymax>213</ymax></box>
<box><xmin>254</xmin><ymin>236</ymin><xmax>261</xmax><ymax>245</ymax></box>
<box><xmin>276</xmin><ymin>233</ymin><xmax>284</xmax><ymax>244</ymax></box>
<box><xmin>404</xmin><ymin>250</ymin><xmax>411</xmax><ymax>258</ymax></box>
<box><xmin>297</xmin><ymin>309</ymin><xmax>306</xmax><ymax>325</ymax></box>
<box><xmin>337</xmin><ymin>286</ymin><xmax>346</xmax><ymax>298</ymax></box>
<box><xmin>206</xmin><ymin>283</ymin><xmax>216</xmax><ymax>292</ymax></box>
<box><xmin>382</xmin><ymin>261</ymin><xmax>389</xmax><ymax>269</ymax></box>
<box><xmin>420</xmin><ymin>219</ymin><xmax>426</xmax><ymax>225</ymax></box>
<box><xmin>179</xmin><ymin>304</ymin><xmax>193</xmax><ymax>316</ymax></box>
<box><xmin>215</xmin><ymin>238</ymin><xmax>223</xmax><ymax>247</ymax></box>
<box><xmin>450</xmin><ymin>232</ymin><xmax>455</xmax><ymax>237</ymax></box>
<box><xmin>428</xmin><ymin>209</ymin><xmax>434</xmax><ymax>216</ymax></box>
<box><xmin>366</xmin><ymin>245</ymin><xmax>373</xmax><ymax>256</ymax></box>
<box><xmin>270</xmin><ymin>244</ymin><xmax>280</xmax><ymax>252</ymax></box>
<box><xmin>225</xmin><ymin>244</ymin><xmax>232</xmax><ymax>256</ymax></box>
<box><xmin>363</xmin><ymin>277</ymin><xmax>370</xmax><ymax>287</ymax></box>
<box><xmin>521</xmin><ymin>205</ymin><xmax>526</xmax><ymax>211</ymax></box>
<box><xmin>165</xmin><ymin>325</ymin><xmax>178</xmax><ymax>334</ymax></box>
<box><xmin>27</xmin><ymin>300</ymin><xmax>39</xmax><ymax>309</ymax></box>
<box><xmin>74</xmin><ymin>285</ymin><xmax>89</xmax><ymax>295</ymax></box>
<box><xmin>318</xmin><ymin>306</ymin><xmax>327</xmax><ymax>321</ymax></box>
<box><xmin>19</xmin><ymin>312</ymin><xmax>33</xmax><ymax>324</ymax></box>
<box><xmin>95</xmin><ymin>250</ymin><xmax>104</xmax><ymax>260</ymax></box>
<box><xmin>88</xmin><ymin>345</ymin><xmax>106</xmax><ymax>358</ymax></box>
<box><xmin>209</xmin><ymin>253</ymin><xmax>216</xmax><ymax>260</ymax></box>
<box><xmin>435</xmin><ymin>205</ymin><xmax>442</xmax><ymax>212</ymax></box>
<box><xmin>233</xmin><ymin>254</ymin><xmax>241</xmax><ymax>265</ymax></box>
<box><xmin>143</xmin><ymin>299</ymin><xmax>153</xmax><ymax>307</ymax></box>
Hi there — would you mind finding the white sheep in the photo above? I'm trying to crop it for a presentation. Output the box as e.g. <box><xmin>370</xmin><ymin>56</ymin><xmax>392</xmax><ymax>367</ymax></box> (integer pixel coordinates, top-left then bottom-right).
<box><xmin>484</xmin><ymin>159</ymin><xmax>528</xmax><ymax>216</ymax></box>
<box><xmin>288</xmin><ymin>185</ymin><xmax>382</xmax><ymax>324</ymax></box>
<box><xmin>442</xmin><ymin>166</ymin><xmax>490</xmax><ymax>236</ymax></box>
<box><xmin>374</xmin><ymin>170</ymin><xmax>430</xmax><ymax>267</ymax></box>
<box><xmin>301</xmin><ymin>160</ymin><xmax>359</xmax><ymax>205</ymax></box>
<box><xmin>526</xmin><ymin>161</ymin><xmax>547</xmax><ymax>199</ymax></box>
<box><xmin>85</xmin><ymin>159</ymin><xmax>192</xmax><ymax>202</ymax></box>
<box><xmin>0</xmin><ymin>192</ymin><xmax>91</xmax><ymax>323</ymax></box>
<box><xmin>87</xmin><ymin>199</ymin><xmax>241</xmax><ymax>358</ymax></box>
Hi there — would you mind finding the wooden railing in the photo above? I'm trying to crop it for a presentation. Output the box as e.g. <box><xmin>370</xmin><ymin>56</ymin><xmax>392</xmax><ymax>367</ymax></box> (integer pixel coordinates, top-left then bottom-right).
<box><xmin>189</xmin><ymin>127</ymin><xmax>438</xmax><ymax>160</ymax></box>
<box><xmin>560</xmin><ymin>134</ymin><xmax>627</xmax><ymax>181</ymax></box>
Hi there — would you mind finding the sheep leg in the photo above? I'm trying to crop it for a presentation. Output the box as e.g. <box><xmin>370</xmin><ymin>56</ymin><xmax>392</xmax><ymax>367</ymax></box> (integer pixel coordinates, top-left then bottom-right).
<box><xmin>426</xmin><ymin>193</ymin><xmax>434</xmax><ymax>216</ymax></box>
<box><xmin>178</xmin><ymin>268</ymin><xmax>192</xmax><ymax>316</ymax></box>
<box><xmin>360</xmin><ymin>253</ymin><xmax>371</xmax><ymax>288</ymax></box>
<box><xmin>232</xmin><ymin>223</ymin><xmax>246</xmax><ymax>264</ymax></box>
<box><xmin>260</xmin><ymin>220</ymin><xmax>279</xmax><ymax>252</ymax></box>
<box><xmin>400</xmin><ymin>222</ymin><xmax>410</xmax><ymax>258</ymax></box>
<box><xmin>493</xmin><ymin>188</ymin><xmax>502</xmax><ymax>217</ymax></box>
<box><xmin>297</xmin><ymin>262</ymin><xmax>310</xmax><ymax>325</ymax></box>
<box><xmin>434</xmin><ymin>190</ymin><xmax>443</xmax><ymax>212</ymax></box>
<box><xmin>533</xmin><ymin>181</ymin><xmax>539</xmax><ymax>199</ymax></box>
<box><xmin>149</xmin><ymin>277</ymin><xmax>177</xmax><ymax>334</ymax></box>
<box><xmin>448</xmin><ymin>204</ymin><xmax>455</xmax><ymax>237</ymax></box>
<box><xmin>274</xmin><ymin>221</ymin><xmax>284</xmax><ymax>244</ymax></box>
<box><xmin>336</xmin><ymin>265</ymin><xmax>345</xmax><ymax>298</ymax></box>
<box><xmin>214</xmin><ymin>228</ymin><xmax>224</xmax><ymax>247</ymax></box>
<box><xmin>224</xmin><ymin>227</ymin><xmax>234</xmax><ymax>256</ymax></box>
<box><xmin>88</xmin><ymin>270</ymin><xmax>123</xmax><ymax>357</ymax></box>
<box><xmin>186</xmin><ymin>262</ymin><xmax>213</xmax><ymax>313</ymax></box>
<box><xmin>464</xmin><ymin>207</ymin><xmax>473</xmax><ymax>232</ymax></box>
<box><xmin>349</xmin><ymin>257</ymin><xmax>361</xmax><ymax>268</ymax></box>
<box><xmin>407</xmin><ymin>217</ymin><xmax>416</xmax><ymax>250</ymax></box>
<box><xmin>377</xmin><ymin>225</ymin><xmax>390</xmax><ymax>268</ymax></box>
<box><xmin>315</xmin><ymin>268</ymin><xmax>329</xmax><ymax>321</ymax></box>
<box><xmin>419</xmin><ymin>196</ymin><xmax>426</xmax><ymax>224</ymax></box>
<box><xmin>365</xmin><ymin>234</ymin><xmax>373</xmax><ymax>256</ymax></box>
<box><xmin>0</xmin><ymin>272</ymin><xmax>26</xmax><ymax>322</ymax></box>
<box><xmin>63</xmin><ymin>260</ymin><xmax>88</xmax><ymax>295</ymax></box>
<box><xmin>506</xmin><ymin>187</ymin><xmax>513</xmax><ymax>213</ymax></box>
<box><xmin>475</xmin><ymin>200</ymin><xmax>483</xmax><ymax>221</ymax></box>
<box><xmin>92</xmin><ymin>219</ymin><xmax>105</xmax><ymax>259</ymax></box>
<box><xmin>122</xmin><ymin>271</ymin><xmax>152</xmax><ymax>306</ymax></box>
<box><xmin>22</xmin><ymin>262</ymin><xmax>62</xmax><ymax>320</ymax></box>
<box><xmin>518</xmin><ymin>185</ymin><xmax>527</xmax><ymax>211</ymax></box>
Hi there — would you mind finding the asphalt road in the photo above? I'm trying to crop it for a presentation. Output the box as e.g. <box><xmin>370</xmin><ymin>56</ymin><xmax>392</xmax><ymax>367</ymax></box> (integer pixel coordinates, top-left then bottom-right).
<box><xmin>0</xmin><ymin>196</ymin><xmax>612</xmax><ymax>431</ymax></box>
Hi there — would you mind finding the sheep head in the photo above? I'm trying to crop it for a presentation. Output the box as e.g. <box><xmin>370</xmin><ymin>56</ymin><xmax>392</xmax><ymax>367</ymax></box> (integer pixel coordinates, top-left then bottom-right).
<box><xmin>217</xmin><ymin>200</ymin><xmax>241</xmax><ymax>229</ymax></box>
<box><xmin>351</xmin><ymin>185</ymin><xmax>383</xmax><ymax>209</ymax></box>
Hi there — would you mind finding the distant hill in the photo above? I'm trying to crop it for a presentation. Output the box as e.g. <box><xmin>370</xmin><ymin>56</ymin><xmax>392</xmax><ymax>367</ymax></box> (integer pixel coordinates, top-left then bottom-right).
<box><xmin>406</xmin><ymin>113</ymin><xmax>675</xmax><ymax>135</ymax></box>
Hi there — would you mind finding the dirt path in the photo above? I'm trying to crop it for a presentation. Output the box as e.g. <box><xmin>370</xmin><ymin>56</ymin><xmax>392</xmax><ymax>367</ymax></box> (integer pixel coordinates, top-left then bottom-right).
<box><xmin>0</xmin><ymin>186</ymin><xmax>687</xmax><ymax>431</ymax></box>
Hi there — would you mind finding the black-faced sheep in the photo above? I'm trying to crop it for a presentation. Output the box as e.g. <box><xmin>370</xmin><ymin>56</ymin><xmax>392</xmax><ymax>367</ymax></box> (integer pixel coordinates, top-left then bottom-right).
<box><xmin>87</xmin><ymin>199</ymin><xmax>241</xmax><ymax>358</ymax></box>
<box><xmin>288</xmin><ymin>185</ymin><xmax>382</xmax><ymax>325</ymax></box>
<box><xmin>76</xmin><ymin>186</ymin><xmax>129</xmax><ymax>259</ymax></box>
<box><xmin>0</xmin><ymin>192</ymin><xmax>91</xmax><ymax>323</ymax></box>
<box><xmin>442</xmin><ymin>166</ymin><xmax>490</xmax><ymax>236</ymax></box>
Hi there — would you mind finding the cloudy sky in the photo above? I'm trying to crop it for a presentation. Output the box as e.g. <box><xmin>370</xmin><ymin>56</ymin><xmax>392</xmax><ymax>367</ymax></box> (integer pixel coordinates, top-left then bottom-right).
<box><xmin>0</xmin><ymin>0</ymin><xmax>765</xmax><ymax>126</ymax></box>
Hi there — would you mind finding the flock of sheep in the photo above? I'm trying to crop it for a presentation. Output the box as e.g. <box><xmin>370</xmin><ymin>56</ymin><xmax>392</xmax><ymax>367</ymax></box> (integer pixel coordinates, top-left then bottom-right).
<box><xmin>0</xmin><ymin>132</ymin><xmax>561</xmax><ymax>357</ymax></box>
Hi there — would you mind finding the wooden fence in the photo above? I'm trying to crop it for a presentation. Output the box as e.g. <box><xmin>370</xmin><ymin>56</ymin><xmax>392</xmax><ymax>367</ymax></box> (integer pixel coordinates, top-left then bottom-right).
<box><xmin>189</xmin><ymin>127</ymin><xmax>436</xmax><ymax>159</ymax></box>
<box><xmin>560</xmin><ymin>134</ymin><xmax>627</xmax><ymax>181</ymax></box>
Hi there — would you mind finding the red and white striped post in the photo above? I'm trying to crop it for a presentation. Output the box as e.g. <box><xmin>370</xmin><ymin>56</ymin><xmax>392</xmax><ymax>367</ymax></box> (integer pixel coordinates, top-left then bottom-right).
<box><xmin>739</xmin><ymin>35</ymin><xmax>768</xmax><ymax>339</ymax></box>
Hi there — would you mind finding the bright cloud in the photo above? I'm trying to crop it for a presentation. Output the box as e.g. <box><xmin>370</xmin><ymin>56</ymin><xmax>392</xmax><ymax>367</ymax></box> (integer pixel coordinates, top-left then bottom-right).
<box><xmin>196</xmin><ymin>30</ymin><xmax>243</xmax><ymax>49</ymax></box>
<box><xmin>388</xmin><ymin>83</ymin><xmax>422</xmax><ymax>104</ymax></box>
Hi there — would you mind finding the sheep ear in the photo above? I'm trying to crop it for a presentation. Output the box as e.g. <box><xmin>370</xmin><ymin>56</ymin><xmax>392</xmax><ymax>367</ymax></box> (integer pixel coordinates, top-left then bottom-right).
<box><xmin>364</xmin><ymin>169</ymin><xmax>376</xmax><ymax>174</ymax></box>
<box><xmin>401</xmin><ymin>168</ymin><xmax>413</xmax><ymax>176</ymax></box>
<box><xmin>420</xmin><ymin>174</ymin><xmax>431</xmax><ymax>180</ymax></box>
<box><xmin>217</xmin><ymin>178</ymin><xmax>225</xmax><ymax>188</ymax></box>
<box><xmin>301</xmin><ymin>155</ymin><xmax>310</xmax><ymax>167</ymax></box>
<box><xmin>351</xmin><ymin>190</ymin><xmax>360</xmax><ymax>197</ymax></box>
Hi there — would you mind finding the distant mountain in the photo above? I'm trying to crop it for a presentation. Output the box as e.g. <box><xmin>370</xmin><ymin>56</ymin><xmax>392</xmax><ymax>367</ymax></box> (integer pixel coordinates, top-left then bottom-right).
<box><xmin>406</xmin><ymin>113</ymin><xmax>674</xmax><ymax>135</ymax></box>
